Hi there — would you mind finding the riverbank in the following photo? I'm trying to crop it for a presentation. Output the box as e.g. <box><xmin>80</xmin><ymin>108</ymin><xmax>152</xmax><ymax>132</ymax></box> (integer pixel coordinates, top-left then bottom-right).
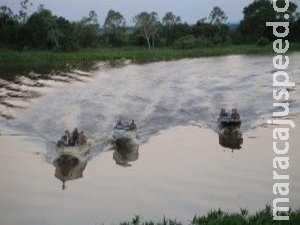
<box><xmin>1</xmin><ymin>43</ymin><xmax>300</xmax><ymax>80</ymax></box>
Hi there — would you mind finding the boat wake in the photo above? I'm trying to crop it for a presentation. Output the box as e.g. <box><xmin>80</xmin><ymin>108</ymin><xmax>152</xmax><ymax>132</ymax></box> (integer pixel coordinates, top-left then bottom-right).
<box><xmin>0</xmin><ymin>54</ymin><xmax>300</xmax><ymax>153</ymax></box>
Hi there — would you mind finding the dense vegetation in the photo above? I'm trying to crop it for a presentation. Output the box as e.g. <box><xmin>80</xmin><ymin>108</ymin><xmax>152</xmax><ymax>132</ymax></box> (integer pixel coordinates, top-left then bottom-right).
<box><xmin>3</xmin><ymin>43</ymin><xmax>300</xmax><ymax>79</ymax></box>
<box><xmin>1</xmin><ymin>0</ymin><xmax>300</xmax><ymax>51</ymax></box>
<box><xmin>119</xmin><ymin>206</ymin><xmax>300</xmax><ymax>225</ymax></box>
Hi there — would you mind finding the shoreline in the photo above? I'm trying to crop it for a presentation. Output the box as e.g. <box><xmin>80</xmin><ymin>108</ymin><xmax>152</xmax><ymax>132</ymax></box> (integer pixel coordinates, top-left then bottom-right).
<box><xmin>1</xmin><ymin>44</ymin><xmax>300</xmax><ymax>79</ymax></box>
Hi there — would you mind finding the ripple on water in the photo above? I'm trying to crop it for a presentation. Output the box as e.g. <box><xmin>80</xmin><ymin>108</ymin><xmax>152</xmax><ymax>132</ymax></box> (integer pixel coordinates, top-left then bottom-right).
<box><xmin>0</xmin><ymin>54</ymin><xmax>299</xmax><ymax>141</ymax></box>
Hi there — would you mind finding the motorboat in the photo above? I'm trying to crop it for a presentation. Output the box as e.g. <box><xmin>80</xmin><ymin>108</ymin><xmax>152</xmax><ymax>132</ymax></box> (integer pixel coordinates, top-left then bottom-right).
<box><xmin>217</xmin><ymin>114</ymin><xmax>243</xmax><ymax>150</ymax></box>
<box><xmin>56</xmin><ymin>128</ymin><xmax>91</xmax><ymax>159</ymax></box>
<box><xmin>56</xmin><ymin>143</ymin><xmax>91</xmax><ymax>159</ymax></box>
<box><xmin>218</xmin><ymin>116</ymin><xmax>241</xmax><ymax>129</ymax></box>
<box><xmin>53</xmin><ymin>129</ymin><xmax>91</xmax><ymax>189</ymax></box>
<box><xmin>112</xmin><ymin>122</ymin><xmax>137</xmax><ymax>143</ymax></box>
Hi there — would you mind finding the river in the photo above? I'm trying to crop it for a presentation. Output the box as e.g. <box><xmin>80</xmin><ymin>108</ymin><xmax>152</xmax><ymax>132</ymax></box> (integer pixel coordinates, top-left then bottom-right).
<box><xmin>0</xmin><ymin>53</ymin><xmax>300</xmax><ymax>224</ymax></box>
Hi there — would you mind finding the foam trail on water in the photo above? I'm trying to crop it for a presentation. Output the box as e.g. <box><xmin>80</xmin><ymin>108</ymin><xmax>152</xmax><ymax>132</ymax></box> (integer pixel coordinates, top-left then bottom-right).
<box><xmin>1</xmin><ymin>54</ymin><xmax>300</xmax><ymax>146</ymax></box>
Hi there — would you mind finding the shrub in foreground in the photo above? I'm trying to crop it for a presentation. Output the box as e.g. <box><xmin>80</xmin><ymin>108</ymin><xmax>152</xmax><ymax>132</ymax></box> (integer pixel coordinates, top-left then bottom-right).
<box><xmin>119</xmin><ymin>206</ymin><xmax>300</xmax><ymax>225</ymax></box>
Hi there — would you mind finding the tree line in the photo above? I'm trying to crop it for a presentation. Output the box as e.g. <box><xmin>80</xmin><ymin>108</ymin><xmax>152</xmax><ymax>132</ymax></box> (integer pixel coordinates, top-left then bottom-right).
<box><xmin>0</xmin><ymin>0</ymin><xmax>299</xmax><ymax>51</ymax></box>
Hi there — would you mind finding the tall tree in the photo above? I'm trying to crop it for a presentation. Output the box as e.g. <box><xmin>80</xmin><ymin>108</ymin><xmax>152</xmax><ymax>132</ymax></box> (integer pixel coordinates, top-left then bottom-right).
<box><xmin>85</xmin><ymin>10</ymin><xmax>98</xmax><ymax>26</ymax></box>
<box><xmin>19</xmin><ymin>0</ymin><xmax>33</xmax><ymax>23</ymax></box>
<box><xmin>25</xmin><ymin>9</ymin><xmax>60</xmax><ymax>49</ymax></box>
<box><xmin>209</xmin><ymin>6</ymin><xmax>228</xmax><ymax>27</ymax></box>
<box><xmin>55</xmin><ymin>16</ymin><xmax>77</xmax><ymax>51</ymax></box>
<box><xmin>162</xmin><ymin>11</ymin><xmax>181</xmax><ymax>45</ymax></box>
<box><xmin>103</xmin><ymin>9</ymin><xmax>126</xmax><ymax>46</ymax></box>
<box><xmin>75</xmin><ymin>10</ymin><xmax>100</xmax><ymax>48</ymax></box>
<box><xmin>0</xmin><ymin>5</ymin><xmax>18</xmax><ymax>47</ymax></box>
<box><xmin>239</xmin><ymin>0</ymin><xmax>297</xmax><ymax>42</ymax></box>
<box><xmin>273</xmin><ymin>0</ymin><xmax>298</xmax><ymax>21</ymax></box>
<box><xmin>192</xmin><ymin>18</ymin><xmax>215</xmax><ymax>40</ymax></box>
<box><xmin>134</xmin><ymin>11</ymin><xmax>159</xmax><ymax>49</ymax></box>
<box><xmin>209</xmin><ymin>6</ymin><xmax>229</xmax><ymax>45</ymax></box>
<box><xmin>0</xmin><ymin>6</ymin><xmax>14</xmax><ymax>27</ymax></box>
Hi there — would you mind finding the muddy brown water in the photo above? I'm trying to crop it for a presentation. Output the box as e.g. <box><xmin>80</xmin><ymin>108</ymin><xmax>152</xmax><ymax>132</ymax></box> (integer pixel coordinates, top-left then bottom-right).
<box><xmin>0</xmin><ymin>54</ymin><xmax>300</xmax><ymax>224</ymax></box>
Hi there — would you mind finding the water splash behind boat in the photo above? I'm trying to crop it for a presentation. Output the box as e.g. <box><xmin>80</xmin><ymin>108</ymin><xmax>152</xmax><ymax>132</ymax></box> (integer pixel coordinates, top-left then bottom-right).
<box><xmin>1</xmin><ymin>54</ymin><xmax>300</xmax><ymax>145</ymax></box>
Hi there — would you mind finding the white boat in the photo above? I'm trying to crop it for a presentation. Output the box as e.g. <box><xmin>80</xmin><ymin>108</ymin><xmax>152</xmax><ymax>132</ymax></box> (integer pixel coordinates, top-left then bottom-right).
<box><xmin>112</xmin><ymin>123</ymin><xmax>137</xmax><ymax>142</ymax></box>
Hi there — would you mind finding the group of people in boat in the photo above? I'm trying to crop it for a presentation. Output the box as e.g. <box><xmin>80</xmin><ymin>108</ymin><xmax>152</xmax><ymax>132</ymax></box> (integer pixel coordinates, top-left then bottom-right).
<box><xmin>58</xmin><ymin>119</ymin><xmax>137</xmax><ymax>148</ymax></box>
<box><xmin>59</xmin><ymin>128</ymin><xmax>87</xmax><ymax>147</ymax></box>
<box><xmin>219</xmin><ymin>108</ymin><xmax>240</xmax><ymax>121</ymax></box>
<box><xmin>115</xmin><ymin>119</ymin><xmax>137</xmax><ymax>131</ymax></box>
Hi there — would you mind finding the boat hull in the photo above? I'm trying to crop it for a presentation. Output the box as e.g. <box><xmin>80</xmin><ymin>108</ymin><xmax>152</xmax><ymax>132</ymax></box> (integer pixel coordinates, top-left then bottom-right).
<box><xmin>56</xmin><ymin>143</ymin><xmax>91</xmax><ymax>159</ymax></box>
<box><xmin>218</xmin><ymin>116</ymin><xmax>241</xmax><ymax>129</ymax></box>
<box><xmin>112</xmin><ymin>129</ymin><xmax>137</xmax><ymax>142</ymax></box>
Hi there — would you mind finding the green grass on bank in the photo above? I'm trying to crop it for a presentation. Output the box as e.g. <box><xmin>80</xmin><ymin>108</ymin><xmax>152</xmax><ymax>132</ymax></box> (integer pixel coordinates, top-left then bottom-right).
<box><xmin>1</xmin><ymin>44</ymin><xmax>300</xmax><ymax>80</ymax></box>
<box><xmin>118</xmin><ymin>206</ymin><xmax>300</xmax><ymax>225</ymax></box>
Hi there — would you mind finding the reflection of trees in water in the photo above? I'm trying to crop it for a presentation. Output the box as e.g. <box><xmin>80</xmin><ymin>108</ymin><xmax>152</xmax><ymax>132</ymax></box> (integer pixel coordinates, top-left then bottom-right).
<box><xmin>113</xmin><ymin>139</ymin><xmax>139</xmax><ymax>167</ymax></box>
<box><xmin>218</xmin><ymin>127</ymin><xmax>243</xmax><ymax>151</ymax></box>
<box><xmin>53</xmin><ymin>155</ymin><xmax>87</xmax><ymax>190</ymax></box>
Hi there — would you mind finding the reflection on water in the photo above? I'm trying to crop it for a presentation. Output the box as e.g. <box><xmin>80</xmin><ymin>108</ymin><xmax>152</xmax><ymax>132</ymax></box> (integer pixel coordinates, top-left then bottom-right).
<box><xmin>53</xmin><ymin>154</ymin><xmax>87</xmax><ymax>190</ymax></box>
<box><xmin>113</xmin><ymin>139</ymin><xmax>139</xmax><ymax>167</ymax></box>
<box><xmin>218</xmin><ymin>127</ymin><xmax>243</xmax><ymax>151</ymax></box>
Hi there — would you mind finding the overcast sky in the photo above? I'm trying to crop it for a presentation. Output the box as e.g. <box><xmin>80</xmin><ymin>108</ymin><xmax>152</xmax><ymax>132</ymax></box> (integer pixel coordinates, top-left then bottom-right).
<box><xmin>0</xmin><ymin>0</ymin><xmax>271</xmax><ymax>25</ymax></box>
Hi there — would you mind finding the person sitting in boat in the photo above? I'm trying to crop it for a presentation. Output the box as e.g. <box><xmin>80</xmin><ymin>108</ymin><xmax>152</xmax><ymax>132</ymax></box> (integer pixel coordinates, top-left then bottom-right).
<box><xmin>117</xmin><ymin>119</ymin><xmax>123</xmax><ymax>126</ymax></box>
<box><xmin>231</xmin><ymin>108</ymin><xmax>240</xmax><ymax>121</ymax></box>
<box><xmin>130</xmin><ymin>120</ymin><xmax>137</xmax><ymax>131</ymax></box>
<box><xmin>78</xmin><ymin>131</ymin><xmax>87</xmax><ymax>145</ymax></box>
<box><xmin>219</xmin><ymin>108</ymin><xmax>228</xmax><ymax>118</ymax></box>
<box><xmin>61</xmin><ymin>130</ymin><xmax>71</xmax><ymax>146</ymax></box>
<box><xmin>115</xmin><ymin>119</ymin><xmax>124</xmax><ymax>129</ymax></box>
<box><xmin>70</xmin><ymin>128</ymin><xmax>79</xmax><ymax>146</ymax></box>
